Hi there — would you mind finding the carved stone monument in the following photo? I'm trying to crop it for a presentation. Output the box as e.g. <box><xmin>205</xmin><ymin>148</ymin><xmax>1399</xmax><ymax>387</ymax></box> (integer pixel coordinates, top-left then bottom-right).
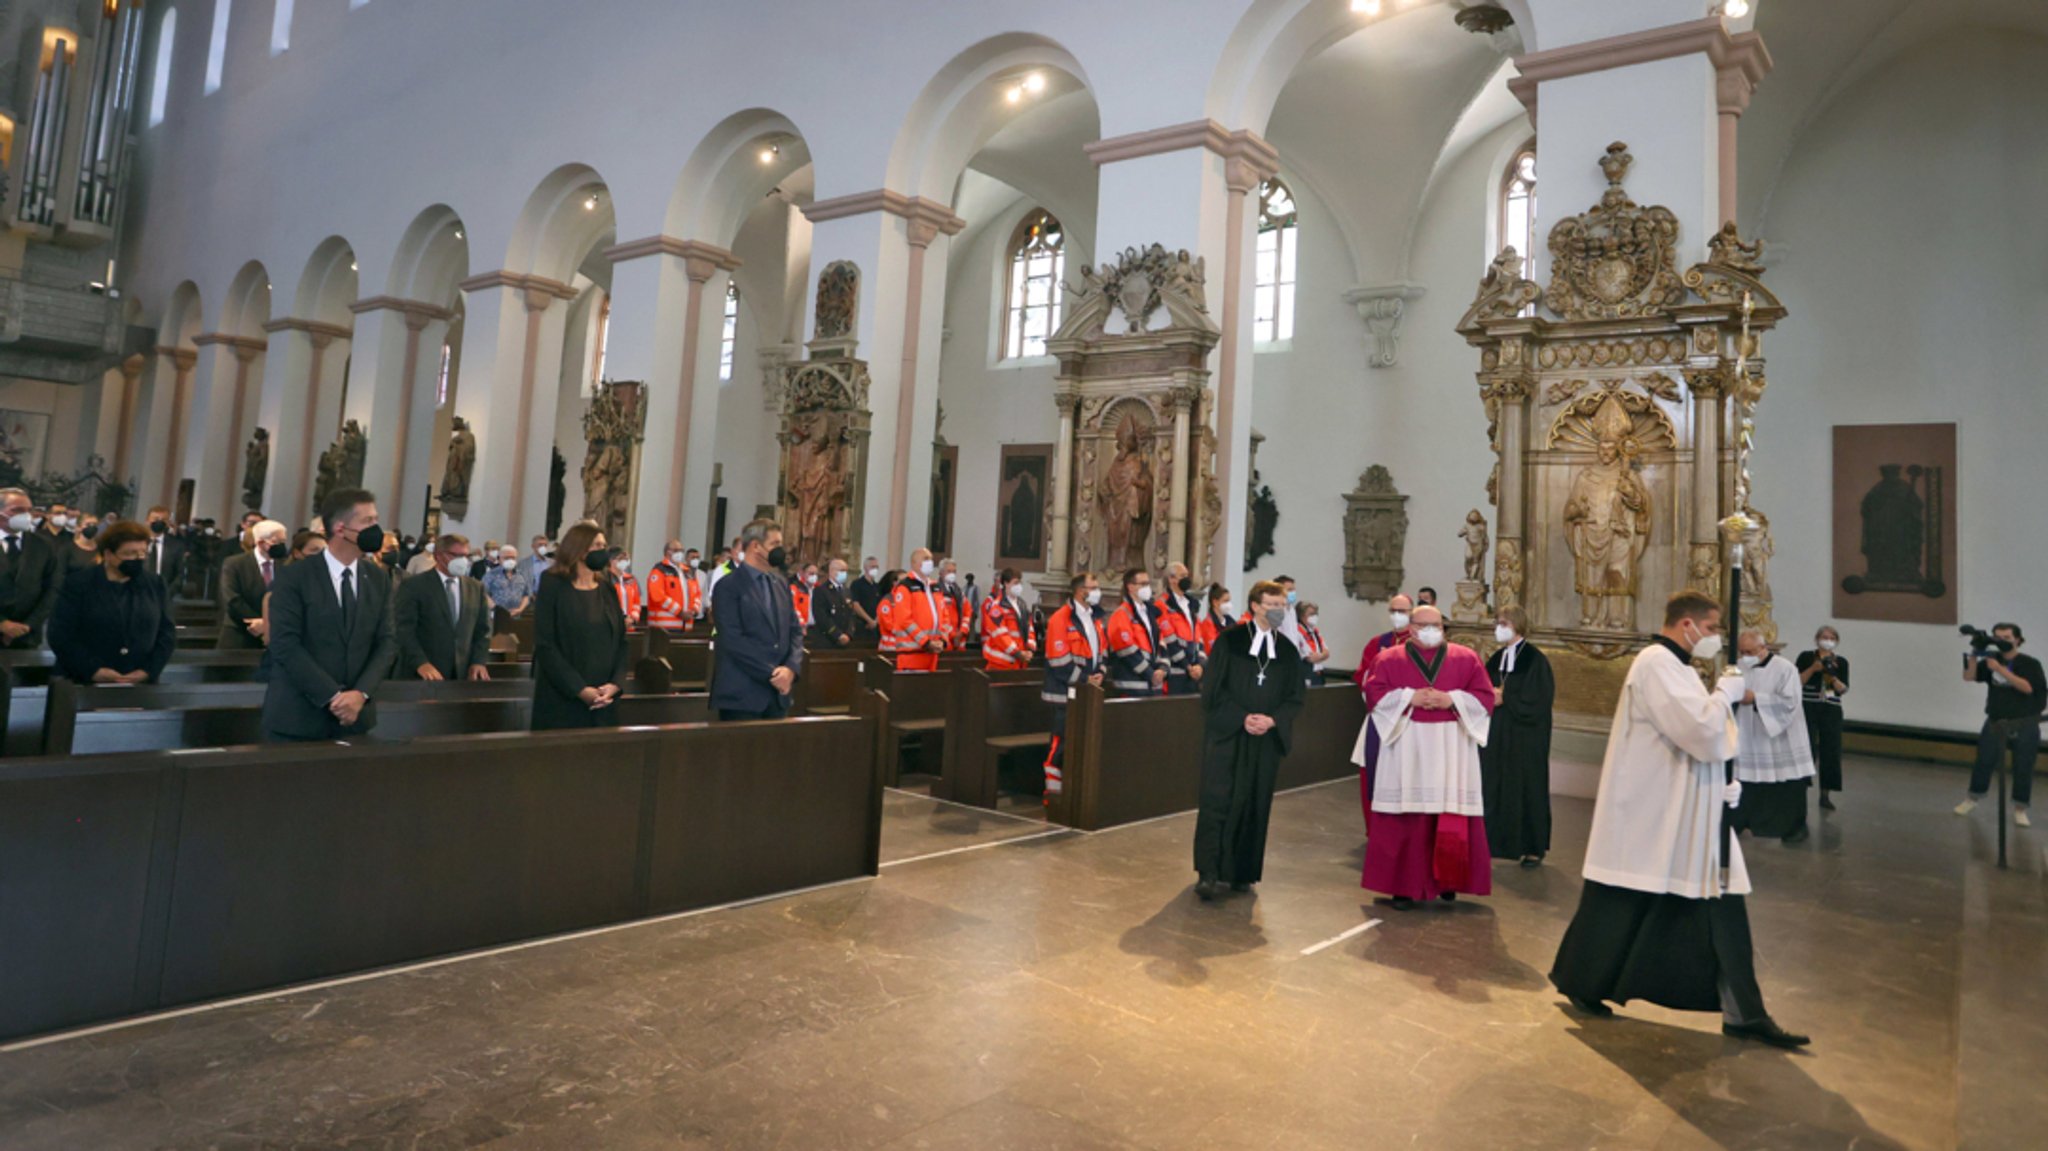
<box><xmin>1455</xmin><ymin>141</ymin><xmax>1786</xmax><ymax>727</ymax></box>
<box><xmin>241</xmin><ymin>428</ymin><xmax>269</xmax><ymax>512</ymax></box>
<box><xmin>441</xmin><ymin>415</ymin><xmax>476</xmax><ymax>518</ymax></box>
<box><xmin>1451</xmin><ymin>508</ymin><xmax>1491</xmax><ymax>623</ymax></box>
<box><xmin>771</xmin><ymin>265</ymin><xmax>874</xmax><ymax>564</ymax></box>
<box><xmin>1244</xmin><ymin>430</ymin><xmax>1278</xmax><ymax>573</ymax></box>
<box><xmin>312</xmin><ymin>420</ymin><xmax>367</xmax><ymax>515</ymax></box>
<box><xmin>1041</xmin><ymin>245</ymin><xmax>1221</xmax><ymax>596</ymax></box>
<box><xmin>1341</xmin><ymin>466</ymin><xmax>1408</xmax><ymax>602</ymax></box>
<box><xmin>581</xmin><ymin>380</ymin><xmax>646</xmax><ymax>546</ymax></box>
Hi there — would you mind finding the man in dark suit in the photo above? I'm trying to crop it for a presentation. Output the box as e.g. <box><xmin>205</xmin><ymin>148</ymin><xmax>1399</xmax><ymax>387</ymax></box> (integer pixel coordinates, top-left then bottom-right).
<box><xmin>262</xmin><ymin>487</ymin><xmax>397</xmax><ymax>741</ymax></box>
<box><xmin>218</xmin><ymin>518</ymin><xmax>287</xmax><ymax>648</ymax></box>
<box><xmin>0</xmin><ymin>487</ymin><xmax>61</xmax><ymax>649</ymax></box>
<box><xmin>809</xmin><ymin>557</ymin><xmax>856</xmax><ymax>648</ymax></box>
<box><xmin>708</xmin><ymin>518</ymin><xmax>804</xmax><ymax>722</ymax></box>
<box><xmin>393</xmin><ymin>533</ymin><xmax>493</xmax><ymax>681</ymax></box>
<box><xmin>143</xmin><ymin>506</ymin><xmax>187</xmax><ymax>588</ymax></box>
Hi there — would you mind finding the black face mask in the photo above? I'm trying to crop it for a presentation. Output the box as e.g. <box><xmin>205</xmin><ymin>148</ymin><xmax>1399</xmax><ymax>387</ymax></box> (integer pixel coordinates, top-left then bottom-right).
<box><xmin>267</xmin><ymin>543</ymin><xmax>290</xmax><ymax>561</ymax></box>
<box><xmin>1177</xmin><ymin>576</ymin><xmax>1192</xmax><ymax>594</ymax></box>
<box><xmin>117</xmin><ymin>557</ymin><xmax>147</xmax><ymax>579</ymax></box>
<box><xmin>766</xmin><ymin>546</ymin><xmax>788</xmax><ymax>570</ymax></box>
<box><xmin>352</xmin><ymin>523</ymin><xmax>386</xmax><ymax>556</ymax></box>
<box><xmin>149</xmin><ymin>519</ymin><xmax>168</xmax><ymax>535</ymax></box>
<box><xmin>584</xmin><ymin>548</ymin><xmax>613</xmax><ymax>572</ymax></box>
<box><xmin>82</xmin><ymin>524</ymin><xmax>101</xmax><ymax>541</ymax></box>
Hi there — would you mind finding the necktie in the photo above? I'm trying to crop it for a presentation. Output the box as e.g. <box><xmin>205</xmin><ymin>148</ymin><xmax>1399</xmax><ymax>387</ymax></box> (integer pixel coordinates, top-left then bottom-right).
<box><xmin>5</xmin><ymin>537</ymin><xmax>17</xmax><ymax>557</ymax></box>
<box><xmin>261</xmin><ymin>560</ymin><xmax>273</xmax><ymax>586</ymax></box>
<box><xmin>447</xmin><ymin>576</ymin><xmax>460</xmax><ymax>624</ymax></box>
<box><xmin>340</xmin><ymin>568</ymin><xmax>357</xmax><ymax>637</ymax></box>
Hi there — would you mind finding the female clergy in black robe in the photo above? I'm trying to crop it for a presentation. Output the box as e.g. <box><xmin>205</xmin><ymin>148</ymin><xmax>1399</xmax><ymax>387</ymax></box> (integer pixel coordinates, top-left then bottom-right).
<box><xmin>1193</xmin><ymin>584</ymin><xmax>1307</xmax><ymax>897</ymax></box>
<box><xmin>1481</xmin><ymin>607</ymin><xmax>1555</xmax><ymax>865</ymax></box>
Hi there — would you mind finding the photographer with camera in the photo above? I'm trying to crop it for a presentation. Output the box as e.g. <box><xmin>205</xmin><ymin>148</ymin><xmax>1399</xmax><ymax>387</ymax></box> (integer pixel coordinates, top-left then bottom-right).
<box><xmin>1955</xmin><ymin>623</ymin><xmax>2043</xmax><ymax>827</ymax></box>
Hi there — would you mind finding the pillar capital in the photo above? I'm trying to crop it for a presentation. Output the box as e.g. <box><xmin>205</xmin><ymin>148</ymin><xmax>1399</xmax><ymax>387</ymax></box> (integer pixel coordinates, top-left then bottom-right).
<box><xmin>604</xmin><ymin>235</ymin><xmax>744</xmax><ymax>283</ymax></box>
<box><xmin>1508</xmin><ymin>16</ymin><xmax>1772</xmax><ymax>119</ymax></box>
<box><xmin>194</xmin><ymin>332</ymin><xmax>269</xmax><ymax>362</ymax></box>
<box><xmin>153</xmin><ymin>345</ymin><xmax>197</xmax><ymax>370</ymax></box>
<box><xmin>120</xmin><ymin>353</ymin><xmax>147</xmax><ymax>382</ymax></box>
<box><xmin>800</xmin><ymin>189</ymin><xmax>966</xmax><ymax>239</ymax></box>
<box><xmin>351</xmin><ymin>294</ymin><xmax>457</xmax><ymax>328</ymax></box>
<box><xmin>457</xmin><ymin>270</ymin><xmax>578</xmax><ymax>304</ymax></box>
<box><xmin>1084</xmin><ymin>119</ymin><xmax>1279</xmax><ymax>184</ymax></box>
<box><xmin>261</xmin><ymin>317</ymin><xmax>354</xmax><ymax>344</ymax></box>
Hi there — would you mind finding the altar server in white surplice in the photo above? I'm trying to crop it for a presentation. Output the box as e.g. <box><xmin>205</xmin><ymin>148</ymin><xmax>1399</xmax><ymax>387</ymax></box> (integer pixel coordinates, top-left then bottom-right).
<box><xmin>1549</xmin><ymin>591</ymin><xmax>1810</xmax><ymax>1048</ymax></box>
<box><xmin>1731</xmin><ymin>630</ymin><xmax>1816</xmax><ymax>844</ymax></box>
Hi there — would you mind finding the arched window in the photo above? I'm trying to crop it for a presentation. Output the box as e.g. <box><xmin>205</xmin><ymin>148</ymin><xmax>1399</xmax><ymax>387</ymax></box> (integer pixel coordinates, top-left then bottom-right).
<box><xmin>1501</xmin><ymin>145</ymin><xmax>1537</xmax><ymax>268</ymax></box>
<box><xmin>719</xmin><ymin>280</ymin><xmax>740</xmax><ymax>382</ymax></box>
<box><xmin>270</xmin><ymin>0</ymin><xmax>293</xmax><ymax>54</ymax></box>
<box><xmin>1003</xmin><ymin>209</ymin><xmax>1065</xmax><ymax>360</ymax></box>
<box><xmin>204</xmin><ymin>0</ymin><xmax>230</xmax><ymax>93</ymax></box>
<box><xmin>148</xmin><ymin>9</ymin><xmax>176</xmax><ymax>126</ymax></box>
<box><xmin>1253</xmin><ymin>178</ymin><xmax>1298</xmax><ymax>343</ymax></box>
<box><xmin>435</xmin><ymin>340</ymin><xmax>452</xmax><ymax>407</ymax></box>
<box><xmin>589</xmin><ymin>293</ymin><xmax>611</xmax><ymax>388</ymax></box>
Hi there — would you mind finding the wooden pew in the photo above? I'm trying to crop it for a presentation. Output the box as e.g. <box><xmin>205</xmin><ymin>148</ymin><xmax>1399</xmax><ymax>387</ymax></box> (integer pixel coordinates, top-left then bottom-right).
<box><xmin>939</xmin><ymin>668</ymin><xmax>1054</xmax><ymax>808</ymax></box>
<box><xmin>0</xmin><ymin>705</ymin><xmax>883</xmax><ymax>1043</ymax></box>
<box><xmin>1048</xmin><ymin>681</ymin><xmax>1366</xmax><ymax>831</ymax></box>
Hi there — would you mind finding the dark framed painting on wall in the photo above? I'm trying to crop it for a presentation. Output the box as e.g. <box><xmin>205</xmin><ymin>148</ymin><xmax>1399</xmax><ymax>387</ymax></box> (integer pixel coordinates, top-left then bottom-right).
<box><xmin>995</xmin><ymin>443</ymin><xmax>1052</xmax><ymax>572</ymax></box>
<box><xmin>1832</xmin><ymin>422</ymin><xmax>1957</xmax><ymax>624</ymax></box>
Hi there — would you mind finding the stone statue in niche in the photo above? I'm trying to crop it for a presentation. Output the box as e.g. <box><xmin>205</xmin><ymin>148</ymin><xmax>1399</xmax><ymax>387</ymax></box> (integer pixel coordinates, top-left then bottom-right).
<box><xmin>813</xmin><ymin>261</ymin><xmax>859</xmax><ymax>341</ymax></box>
<box><xmin>312</xmin><ymin>420</ymin><xmax>368</xmax><ymax>516</ymax></box>
<box><xmin>241</xmin><ymin>428</ymin><xmax>269</xmax><ymax>512</ymax></box>
<box><xmin>1098</xmin><ymin>413</ymin><xmax>1155</xmax><ymax>572</ymax></box>
<box><xmin>546</xmin><ymin>447</ymin><xmax>566</xmax><ymax>538</ymax></box>
<box><xmin>441</xmin><ymin>416</ymin><xmax>476</xmax><ymax>516</ymax></box>
<box><xmin>581</xmin><ymin>381</ymin><xmax>646</xmax><ymax>546</ymax></box>
<box><xmin>1459</xmin><ymin>509</ymin><xmax>1490</xmax><ymax>584</ymax></box>
<box><xmin>1562</xmin><ymin>394</ymin><xmax>1653</xmax><ymax>630</ymax></box>
<box><xmin>1342</xmin><ymin>465</ymin><xmax>1408</xmax><ymax>601</ymax></box>
<box><xmin>789</xmin><ymin>414</ymin><xmax>847</xmax><ymax>565</ymax></box>
<box><xmin>1243</xmin><ymin>429</ymin><xmax>1277</xmax><ymax>573</ymax></box>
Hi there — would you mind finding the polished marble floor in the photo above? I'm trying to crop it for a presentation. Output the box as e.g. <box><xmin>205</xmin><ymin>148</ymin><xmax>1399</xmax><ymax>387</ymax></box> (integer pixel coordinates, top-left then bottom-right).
<box><xmin>1</xmin><ymin>755</ymin><xmax>2040</xmax><ymax>1150</ymax></box>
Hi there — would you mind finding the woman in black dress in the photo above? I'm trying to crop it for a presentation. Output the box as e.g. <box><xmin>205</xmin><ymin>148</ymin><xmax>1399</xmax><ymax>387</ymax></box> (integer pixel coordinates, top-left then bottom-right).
<box><xmin>1481</xmin><ymin>604</ymin><xmax>1556</xmax><ymax>867</ymax></box>
<box><xmin>1795</xmin><ymin>626</ymin><xmax>1849</xmax><ymax>810</ymax></box>
<box><xmin>531</xmin><ymin>521</ymin><xmax>629</xmax><ymax>731</ymax></box>
<box><xmin>48</xmin><ymin>521</ymin><xmax>178</xmax><ymax>684</ymax></box>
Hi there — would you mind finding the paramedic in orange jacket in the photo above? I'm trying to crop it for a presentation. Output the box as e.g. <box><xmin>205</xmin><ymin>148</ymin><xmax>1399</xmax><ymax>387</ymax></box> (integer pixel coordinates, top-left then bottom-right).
<box><xmin>881</xmin><ymin>548</ymin><xmax>955</xmax><ymax>672</ymax></box>
<box><xmin>1041</xmin><ymin>571</ymin><xmax>1104</xmax><ymax>797</ymax></box>
<box><xmin>1155</xmin><ymin>561</ymin><xmax>1206</xmax><ymax>696</ymax></box>
<box><xmin>646</xmin><ymin>539</ymin><xmax>701</xmax><ymax>632</ymax></box>
<box><xmin>982</xmin><ymin>567</ymin><xmax>1037</xmax><ymax>671</ymax></box>
<box><xmin>1105</xmin><ymin>567</ymin><xmax>1167</xmax><ymax>697</ymax></box>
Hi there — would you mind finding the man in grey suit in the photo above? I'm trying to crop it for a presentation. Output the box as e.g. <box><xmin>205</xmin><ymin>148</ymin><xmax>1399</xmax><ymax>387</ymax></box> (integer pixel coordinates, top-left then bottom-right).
<box><xmin>262</xmin><ymin>487</ymin><xmax>397</xmax><ymax>741</ymax></box>
<box><xmin>708</xmin><ymin>519</ymin><xmax>804</xmax><ymax>722</ymax></box>
<box><xmin>392</xmin><ymin>533</ymin><xmax>493</xmax><ymax>681</ymax></box>
<box><xmin>218</xmin><ymin>519</ymin><xmax>288</xmax><ymax>648</ymax></box>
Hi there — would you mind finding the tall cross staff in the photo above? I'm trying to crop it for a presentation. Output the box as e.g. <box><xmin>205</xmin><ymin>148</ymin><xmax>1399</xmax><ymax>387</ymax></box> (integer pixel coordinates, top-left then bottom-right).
<box><xmin>1718</xmin><ymin>289</ymin><xmax>1757</xmax><ymax>888</ymax></box>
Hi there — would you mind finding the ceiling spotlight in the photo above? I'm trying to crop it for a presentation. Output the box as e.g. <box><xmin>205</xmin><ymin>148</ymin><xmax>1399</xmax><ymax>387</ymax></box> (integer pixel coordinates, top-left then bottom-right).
<box><xmin>1005</xmin><ymin>85</ymin><xmax>1023</xmax><ymax>105</ymax></box>
<box><xmin>1022</xmin><ymin>72</ymin><xmax>1046</xmax><ymax>94</ymax></box>
<box><xmin>350</xmin><ymin>260</ymin><xmax>358</xmax><ymax>271</ymax></box>
<box><xmin>1723</xmin><ymin>0</ymin><xmax>1751</xmax><ymax>16</ymax></box>
<box><xmin>759</xmin><ymin>142</ymin><xmax>781</xmax><ymax>164</ymax></box>
<box><xmin>584</xmin><ymin>192</ymin><xmax>600</xmax><ymax>211</ymax></box>
<box><xmin>1351</xmin><ymin>0</ymin><xmax>1381</xmax><ymax>14</ymax></box>
<box><xmin>453</xmin><ymin>229</ymin><xmax>464</xmax><ymax>240</ymax></box>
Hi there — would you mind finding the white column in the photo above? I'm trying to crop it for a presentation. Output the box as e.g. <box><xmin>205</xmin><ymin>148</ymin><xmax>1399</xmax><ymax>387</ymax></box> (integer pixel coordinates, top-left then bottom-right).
<box><xmin>103</xmin><ymin>354</ymin><xmax>144</xmax><ymax>484</ymax></box>
<box><xmin>350</xmin><ymin>297</ymin><xmax>453</xmax><ymax>531</ymax></box>
<box><xmin>259</xmin><ymin>319</ymin><xmax>353</xmax><ymax>524</ymax></box>
<box><xmin>142</xmin><ymin>346</ymin><xmax>196</xmax><ymax>511</ymax></box>
<box><xmin>1086</xmin><ymin>123</ymin><xmax>1273</xmax><ymax>585</ymax></box>
<box><xmin>189</xmin><ymin>334</ymin><xmax>265</xmax><ymax>524</ymax></box>
<box><xmin>447</xmin><ymin>272</ymin><xmax>576</xmax><ymax>542</ymax></box>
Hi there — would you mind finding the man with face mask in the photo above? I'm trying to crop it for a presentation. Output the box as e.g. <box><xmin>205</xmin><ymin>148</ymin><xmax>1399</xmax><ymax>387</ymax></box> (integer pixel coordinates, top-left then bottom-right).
<box><xmin>393</xmin><ymin>534</ymin><xmax>493</xmax><ymax>681</ymax></box>
<box><xmin>647</xmin><ymin>539</ymin><xmax>701</xmax><ymax>633</ymax></box>
<box><xmin>142</xmin><ymin>506</ymin><xmax>187</xmax><ymax>586</ymax></box>
<box><xmin>0</xmin><ymin>487</ymin><xmax>62</xmax><ymax>649</ymax></box>
<box><xmin>1730</xmin><ymin>629</ymin><xmax>1815</xmax><ymax>845</ymax></box>
<box><xmin>1041</xmin><ymin>572</ymin><xmax>1106</xmax><ymax>798</ymax></box>
<box><xmin>1105</xmin><ymin>568</ymin><xmax>1168</xmax><ymax>697</ymax></box>
<box><xmin>708</xmin><ymin>519</ymin><xmax>805</xmax><ymax>722</ymax></box>
<box><xmin>1191</xmin><ymin>580</ymin><xmax>1307</xmax><ymax>900</ymax></box>
<box><xmin>848</xmin><ymin>555</ymin><xmax>884</xmax><ymax>642</ymax></box>
<box><xmin>1358</xmin><ymin>604</ymin><xmax>1497</xmax><ymax>910</ymax></box>
<box><xmin>1154</xmin><ymin>562</ymin><xmax>1206</xmax><ymax>696</ymax></box>
<box><xmin>1351</xmin><ymin>592</ymin><xmax>1418</xmax><ymax>830</ymax></box>
<box><xmin>809</xmin><ymin>558</ymin><xmax>855</xmax><ymax>648</ymax></box>
<box><xmin>612</xmin><ymin>551</ymin><xmax>643</xmax><ymax>627</ymax></box>
<box><xmin>218</xmin><ymin>519</ymin><xmax>289</xmax><ymax>648</ymax></box>
<box><xmin>937</xmin><ymin>560</ymin><xmax>968</xmax><ymax>651</ymax></box>
<box><xmin>1550</xmin><ymin>591</ymin><xmax>1809</xmax><ymax>1048</ymax></box>
<box><xmin>881</xmin><ymin>547</ymin><xmax>956</xmax><ymax>672</ymax></box>
<box><xmin>261</xmin><ymin>487</ymin><xmax>398</xmax><ymax>742</ymax></box>
<box><xmin>982</xmin><ymin>567</ymin><xmax>1037</xmax><ymax>671</ymax></box>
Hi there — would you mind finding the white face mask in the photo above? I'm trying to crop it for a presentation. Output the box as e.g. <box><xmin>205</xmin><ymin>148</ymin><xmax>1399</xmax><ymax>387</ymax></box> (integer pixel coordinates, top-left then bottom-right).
<box><xmin>447</xmin><ymin>556</ymin><xmax>472</xmax><ymax>579</ymax></box>
<box><xmin>943</xmin><ymin>571</ymin><xmax>957</xmax><ymax>585</ymax></box>
<box><xmin>1007</xmin><ymin>583</ymin><xmax>1021</xmax><ymax>598</ymax></box>
<box><xmin>1817</xmin><ymin>638</ymin><xmax>1838</xmax><ymax>651</ymax></box>
<box><xmin>833</xmin><ymin>570</ymin><xmax>849</xmax><ymax>585</ymax></box>
<box><xmin>501</xmin><ymin>556</ymin><xmax>519</xmax><ymax>569</ymax></box>
<box><xmin>866</xmin><ymin>567</ymin><xmax>880</xmax><ymax>580</ymax></box>
<box><xmin>1305</xmin><ymin>614</ymin><xmax>1319</xmax><ymax>628</ymax></box>
<box><xmin>1085</xmin><ymin>588</ymin><xmax>1102</xmax><ymax>607</ymax></box>
<box><xmin>804</xmin><ymin>573</ymin><xmax>818</xmax><ymax>586</ymax></box>
<box><xmin>1688</xmin><ymin>628</ymin><xmax>1724</xmax><ymax>663</ymax></box>
<box><xmin>615</xmin><ymin>558</ymin><xmax>632</xmax><ymax>573</ymax></box>
<box><xmin>1134</xmin><ymin>584</ymin><xmax>1153</xmax><ymax>603</ymax></box>
<box><xmin>1218</xmin><ymin>602</ymin><xmax>1232</xmax><ymax>619</ymax></box>
<box><xmin>1494</xmin><ymin>624</ymin><xmax>1516</xmax><ymax>645</ymax></box>
<box><xmin>1390</xmin><ymin>611</ymin><xmax>1411</xmax><ymax>631</ymax></box>
<box><xmin>5</xmin><ymin>513</ymin><xmax>33</xmax><ymax>534</ymax></box>
<box><xmin>919</xmin><ymin>559</ymin><xmax>936</xmax><ymax>577</ymax></box>
<box><xmin>1737</xmin><ymin>654</ymin><xmax>1760</xmax><ymax>670</ymax></box>
<box><xmin>668</xmin><ymin>552</ymin><xmax>685</xmax><ymax>566</ymax></box>
<box><xmin>1414</xmin><ymin>626</ymin><xmax>1445</xmax><ymax>650</ymax></box>
<box><xmin>51</xmin><ymin>515</ymin><xmax>69</xmax><ymax>529</ymax></box>
<box><xmin>423</xmin><ymin>541</ymin><xmax>435</xmax><ymax>554</ymax></box>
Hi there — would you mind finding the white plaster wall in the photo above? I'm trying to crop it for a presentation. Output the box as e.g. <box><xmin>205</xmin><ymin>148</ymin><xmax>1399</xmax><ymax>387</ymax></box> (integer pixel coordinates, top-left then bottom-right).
<box><xmin>1751</xmin><ymin>29</ymin><xmax>2048</xmax><ymax>733</ymax></box>
<box><xmin>0</xmin><ymin>377</ymin><xmax>91</xmax><ymax>483</ymax></box>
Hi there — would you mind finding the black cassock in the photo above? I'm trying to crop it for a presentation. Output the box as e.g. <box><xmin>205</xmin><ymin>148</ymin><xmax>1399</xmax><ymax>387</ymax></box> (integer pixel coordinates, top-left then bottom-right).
<box><xmin>1193</xmin><ymin>622</ymin><xmax>1307</xmax><ymax>884</ymax></box>
<box><xmin>1482</xmin><ymin>640</ymin><xmax>1555</xmax><ymax>859</ymax></box>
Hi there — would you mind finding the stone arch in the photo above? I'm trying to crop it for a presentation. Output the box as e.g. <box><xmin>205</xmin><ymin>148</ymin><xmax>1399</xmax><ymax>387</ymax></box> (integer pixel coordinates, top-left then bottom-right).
<box><xmin>666</xmin><ymin>108</ymin><xmax>811</xmax><ymax>251</ymax></box>
<box><xmin>266</xmin><ymin>236</ymin><xmax>360</xmax><ymax>523</ymax></box>
<box><xmin>503</xmin><ymin>162</ymin><xmax>616</xmax><ymax>284</ymax></box>
<box><xmin>887</xmin><ymin>32</ymin><xmax>1095</xmax><ymax>205</ymax></box>
<box><xmin>217</xmin><ymin>259</ymin><xmax>272</xmax><ymax>337</ymax></box>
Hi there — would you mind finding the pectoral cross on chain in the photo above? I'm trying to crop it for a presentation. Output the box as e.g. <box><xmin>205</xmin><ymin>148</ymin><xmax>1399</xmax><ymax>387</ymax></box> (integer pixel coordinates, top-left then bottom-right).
<box><xmin>1256</xmin><ymin>668</ymin><xmax>1266</xmax><ymax>687</ymax></box>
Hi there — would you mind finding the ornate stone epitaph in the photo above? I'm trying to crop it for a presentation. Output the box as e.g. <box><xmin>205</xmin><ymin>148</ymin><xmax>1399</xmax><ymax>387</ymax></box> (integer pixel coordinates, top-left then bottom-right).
<box><xmin>581</xmin><ymin>380</ymin><xmax>647</xmax><ymax>545</ymax></box>
<box><xmin>776</xmin><ymin>358</ymin><xmax>871</xmax><ymax>565</ymax></box>
<box><xmin>813</xmin><ymin>262</ymin><xmax>859</xmax><ymax>341</ymax></box>
<box><xmin>1342</xmin><ymin>466</ymin><xmax>1408</xmax><ymax>602</ymax></box>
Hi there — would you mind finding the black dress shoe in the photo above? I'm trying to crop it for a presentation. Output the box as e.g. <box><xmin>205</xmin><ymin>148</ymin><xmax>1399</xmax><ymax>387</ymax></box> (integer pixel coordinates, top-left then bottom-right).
<box><xmin>1568</xmin><ymin>996</ymin><xmax>1613</xmax><ymax>1018</ymax></box>
<box><xmin>1723</xmin><ymin>1018</ymin><xmax>1811</xmax><ymax>1048</ymax></box>
<box><xmin>1195</xmin><ymin>879</ymin><xmax>1220</xmax><ymax>901</ymax></box>
<box><xmin>1389</xmin><ymin>896</ymin><xmax>1419</xmax><ymax>911</ymax></box>
<box><xmin>1783</xmin><ymin>826</ymin><xmax>1811</xmax><ymax>845</ymax></box>
<box><xmin>1819</xmin><ymin>793</ymin><xmax>1837</xmax><ymax>811</ymax></box>
<box><xmin>1230</xmin><ymin>882</ymin><xmax>1251</xmax><ymax>892</ymax></box>
<box><xmin>1440</xmin><ymin>891</ymin><xmax>1458</xmax><ymax>902</ymax></box>
<box><xmin>1520</xmin><ymin>855</ymin><xmax>1543</xmax><ymax>869</ymax></box>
